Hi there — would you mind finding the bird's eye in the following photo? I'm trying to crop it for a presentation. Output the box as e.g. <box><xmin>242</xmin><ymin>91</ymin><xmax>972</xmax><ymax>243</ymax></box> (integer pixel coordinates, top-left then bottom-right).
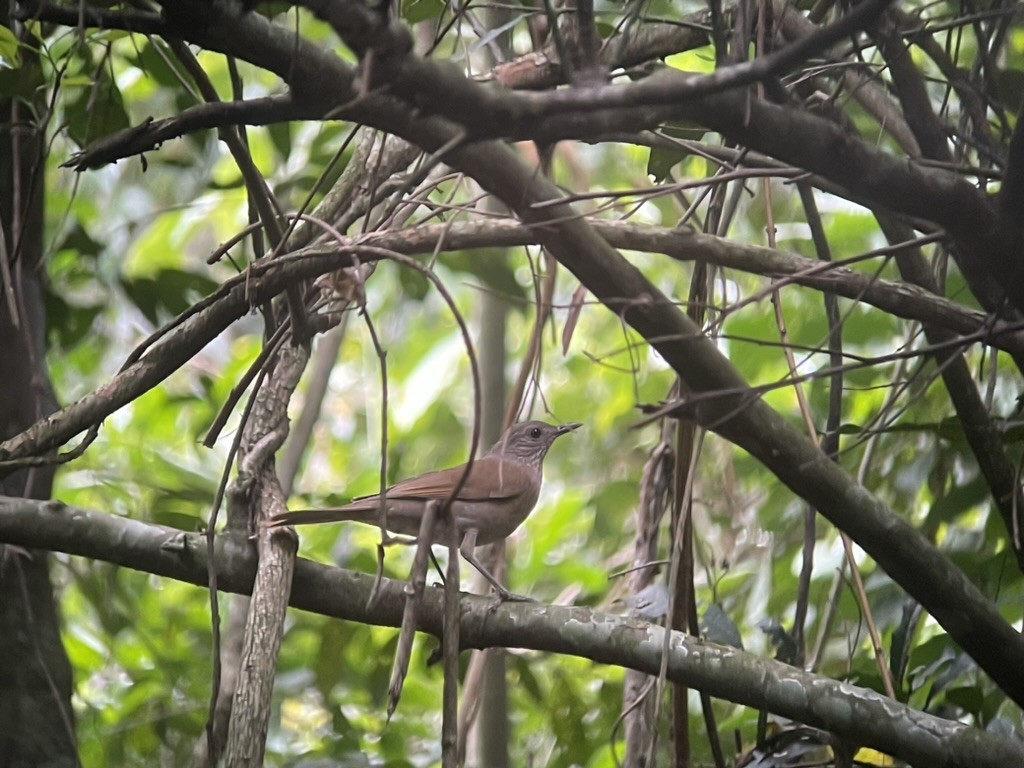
<box><xmin>530</xmin><ymin>427</ymin><xmax>542</xmax><ymax>439</ymax></box>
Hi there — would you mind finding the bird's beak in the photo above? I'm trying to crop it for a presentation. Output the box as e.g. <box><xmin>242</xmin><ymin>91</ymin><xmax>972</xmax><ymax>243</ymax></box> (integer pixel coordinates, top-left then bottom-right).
<box><xmin>557</xmin><ymin>422</ymin><xmax>583</xmax><ymax>435</ymax></box>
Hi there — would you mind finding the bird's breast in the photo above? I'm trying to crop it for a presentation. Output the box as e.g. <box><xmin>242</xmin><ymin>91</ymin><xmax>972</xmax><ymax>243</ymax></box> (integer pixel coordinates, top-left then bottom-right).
<box><xmin>453</xmin><ymin>483</ymin><xmax>541</xmax><ymax>546</ymax></box>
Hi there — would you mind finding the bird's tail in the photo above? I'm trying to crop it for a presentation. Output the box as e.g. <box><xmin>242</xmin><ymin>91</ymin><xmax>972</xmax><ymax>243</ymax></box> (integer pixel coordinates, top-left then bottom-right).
<box><xmin>264</xmin><ymin>503</ymin><xmax>377</xmax><ymax>529</ymax></box>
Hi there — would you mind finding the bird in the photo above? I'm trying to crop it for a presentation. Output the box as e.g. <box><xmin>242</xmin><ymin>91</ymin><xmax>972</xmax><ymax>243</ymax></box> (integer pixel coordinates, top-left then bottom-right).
<box><xmin>265</xmin><ymin>420</ymin><xmax>581</xmax><ymax>599</ymax></box>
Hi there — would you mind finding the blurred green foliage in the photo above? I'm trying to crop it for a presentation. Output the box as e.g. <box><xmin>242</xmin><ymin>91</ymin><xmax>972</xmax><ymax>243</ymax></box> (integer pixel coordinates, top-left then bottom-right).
<box><xmin>5</xmin><ymin>0</ymin><xmax>1021</xmax><ymax>764</ymax></box>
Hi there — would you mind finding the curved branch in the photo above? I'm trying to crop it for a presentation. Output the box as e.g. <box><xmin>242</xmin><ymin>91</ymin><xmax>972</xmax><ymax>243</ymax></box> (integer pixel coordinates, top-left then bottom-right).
<box><xmin>487</xmin><ymin>11</ymin><xmax>715</xmax><ymax>90</ymax></box>
<box><xmin>328</xmin><ymin>220</ymin><xmax>1024</xmax><ymax>359</ymax></box>
<box><xmin>0</xmin><ymin>247</ymin><xmax>373</xmax><ymax>465</ymax></box>
<box><xmin>6</xmin><ymin>216</ymin><xmax>1020</xmax><ymax>471</ymax></box>
<box><xmin>64</xmin><ymin>95</ymin><xmax>309</xmax><ymax>171</ymax></box>
<box><xmin>350</xmin><ymin>0</ymin><xmax>895</xmax><ymax>123</ymax></box>
<box><xmin>0</xmin><ymin>496</ymin><xmax>1020</xmax><ymax>768</ymax></box>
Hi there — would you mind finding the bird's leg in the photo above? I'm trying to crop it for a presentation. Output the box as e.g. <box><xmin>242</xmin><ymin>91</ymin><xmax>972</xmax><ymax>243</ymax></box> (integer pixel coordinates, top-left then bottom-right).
<box><xmin>429</xmin><ymin>550</ymin><xmax>446</xmax><ymax>586</ymax></box>
<box><xmin>459</xmin><ymin>530</ymin><xmax>534</xmax><ymax>604</ymax></box>
<box><xmin>369</xmin><ymin>533</ymin><xmax>421</xmax><ymax>609</ymax></box>
<box><xmin>367</xmin><ymin>541</ymin><xmax>387</xmax><ymax>610</ymax></box>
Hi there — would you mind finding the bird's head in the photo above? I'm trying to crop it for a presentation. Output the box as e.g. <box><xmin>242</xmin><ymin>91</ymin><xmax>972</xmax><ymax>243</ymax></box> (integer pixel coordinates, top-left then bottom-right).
<box><xmin>488</xmin><ymin>420</ymin><xmax>581</xmax><ymax>466</ymax></box>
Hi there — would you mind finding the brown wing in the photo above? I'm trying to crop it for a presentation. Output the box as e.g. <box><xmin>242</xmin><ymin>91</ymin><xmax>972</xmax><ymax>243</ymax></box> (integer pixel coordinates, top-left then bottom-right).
<box><xmin>356</xmin><ymin>455</ymin><xmax>534</xmax><ymax>503</ymax></box>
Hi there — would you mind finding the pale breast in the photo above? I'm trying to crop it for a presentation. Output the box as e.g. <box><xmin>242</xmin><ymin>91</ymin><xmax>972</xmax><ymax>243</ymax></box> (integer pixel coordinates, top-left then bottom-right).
<box><xmin>450</xmin><ymin>483</ymin><xmax>541</xmax><ymax>545</ymax></box>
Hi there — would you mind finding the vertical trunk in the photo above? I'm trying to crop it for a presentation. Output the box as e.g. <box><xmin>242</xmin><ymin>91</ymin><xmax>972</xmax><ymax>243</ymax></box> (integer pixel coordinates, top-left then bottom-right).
<box><xmin>464</xmin><ymin>288</ymin><xmax>511</xmax><ymax>768</ymax></box>
<box><xmin>0</xmin><ymin>17</ymin><xmax>78</xmax><ymax>766</ymax></box>
<box><xmin>463</xmin><ymin>4</ymin><xmax>514</xmax><ymax>761</ymax></box>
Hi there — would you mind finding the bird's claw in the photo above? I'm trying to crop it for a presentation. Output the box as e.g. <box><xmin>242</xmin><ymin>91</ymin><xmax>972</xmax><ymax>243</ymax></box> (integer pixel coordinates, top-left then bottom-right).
<box><xmin>487</xmin><ymin>589</ymin><xmax>535</xmax><ymax>612</ymax></box>
<box><xmin>503</xmin><ymin>591</ymin><xmax>535</xmax><ymax>603</ymax></box>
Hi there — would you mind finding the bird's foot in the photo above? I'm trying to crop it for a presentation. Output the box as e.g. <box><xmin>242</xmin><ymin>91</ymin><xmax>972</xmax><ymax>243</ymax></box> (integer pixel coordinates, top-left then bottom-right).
<box><xmin>487</xmin><ymin>589</ymin><xmax>535</xmax><ymax>612</ymax></box>
<box><xmin>501</xmin><ymin>590</ymin><xmax>534</xmax><ymax>603</ymax></box>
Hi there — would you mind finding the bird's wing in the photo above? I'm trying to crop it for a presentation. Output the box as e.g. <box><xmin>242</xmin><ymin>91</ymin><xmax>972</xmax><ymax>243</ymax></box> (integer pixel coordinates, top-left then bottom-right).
<box><xmin>356</xmin><ymin>456</ymin><xmax>533</xmax><ymax>502</ymax></box>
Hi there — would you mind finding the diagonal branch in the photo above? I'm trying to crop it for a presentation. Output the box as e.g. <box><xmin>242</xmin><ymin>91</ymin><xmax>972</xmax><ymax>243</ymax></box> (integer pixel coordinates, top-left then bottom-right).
<box><xmin>0</xmin><ymin>247</ymin><xmax>378</xmax><ymax>465</ymax></box>
<box><xmin>420</xmin><ymin>135</ymin><xmax>1024</xmax><ymax>707</ymax></box>
<box><xmin>51</xmin><ymin>0</ymin><xmax>1004</xmax><ymax>318</ymax></box>
<box><xmin>323</xmin><ymin>220</ymin><xmax>1024</xmax><ymax>359</ymax></box>
<box><xmin>63</xmin><ymin>96</ymin><xmax>308</xmax><ymax>171</ymax></box>
<box><xmin>6</xmin><ymin>217</ymin><xmax>1022</xmax><ymax>474</ymax></box>
<box><xmin>319</xmin><ymin>0</ymin><xmax>894</xmax><ymax>126</ymax></box>
<box><xmin>46</xmin><ymin>0</ymin><xmax>1000</xmax><ymax>258</ymax></box>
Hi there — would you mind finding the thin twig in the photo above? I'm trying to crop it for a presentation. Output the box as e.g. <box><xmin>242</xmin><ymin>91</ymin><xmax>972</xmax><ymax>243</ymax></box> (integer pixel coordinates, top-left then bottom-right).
<box><xmin>386</xmin><ymin>501</ymin><xmax>438</xmax><ymax>720</ymax></box>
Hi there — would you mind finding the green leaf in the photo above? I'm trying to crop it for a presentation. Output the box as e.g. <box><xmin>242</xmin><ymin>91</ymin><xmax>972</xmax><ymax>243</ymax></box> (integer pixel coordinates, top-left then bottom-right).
<box><xmin>889</xmin><ymin>601</ymin><xmax>922</xmax><ymax>694</ymax></box>
<box><xmin>995</xmin><ymin>69</ymin><xmax>1024</xmax><ymax>109</ymax></box>
<box><xmin>58</xmin><ymin>222</ymin><xmax>104</xmax><ymax>258</ymax></box>
<box><xmin>647</xmin><ymin>146</ymin><xmax>684</xmax><ymax>183</ymax></box>
<box><xmin>925</xmin><ymin>474</ymin><xmax>989</xmax><ymax>528</ymax></box>
<box><xmin>120</xmin><ymin>268</ymin><xmax>219</xmax><ymax>325</ymax></box>
<box><xmin>945</xmin><ymin>685</ymin><xmax>984</xmax><ymax>715</ymax></box>
<box><xmin>0</xmin><ymin>58</ymin><xmax>45</xmax><ymax>98</ymax></box>
<box><xmin>647</xmin><ymin>122</ymin><xmax>708</xmax><ymax>182</ymax></box>
<box><xmin>127</xmin><ymin>40</ymin><xmax>182</xmax><ymax>87</ymax></box>
<box><xmin>315</xmin><ymin>621</ymin><xmax>353</xmax><ymax>696</ymax></box>
<box><xmin>443</xmin><ymin>250</ymin><xmax>527</xmax><ymax>304</ymax></box>
<box><xmin>401</xmin><ymin>0</ymin><xmax>445</xmax><ymax>24</ymax></box>
<box><xmin>397</xmin><ymin>264</ymin><xmax>430</xmax><ymax>300</ymax></box>
<box><xmin>511</xmin><ymin>653</ymin><xmax>545</xmax><ymax>702</ymax></box>
<box><xmin>44</xmin><ymin>292</ymin><xmax>104</xmax><ymax>349</ymax></box>
<box><xmin>65</xmin><ymin>70</ymin><xmax>131</xmax><ymax>148</ymax></box>
<box><xmin>0</xmin><ymin>24</ymin><xmax>20</xmax><ymax>68</ymax></box>
<box><xmin>267</xmin><ymin>121</ymin><xmax>292</xmax><ymax>161</ymax></box>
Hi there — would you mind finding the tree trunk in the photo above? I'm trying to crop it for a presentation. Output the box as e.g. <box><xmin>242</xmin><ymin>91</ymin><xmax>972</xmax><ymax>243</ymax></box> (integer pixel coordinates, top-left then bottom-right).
<box><xmin>0</xmin><ymin>16</ymin><xmax>78</xmax><ymax>767</ymax></box>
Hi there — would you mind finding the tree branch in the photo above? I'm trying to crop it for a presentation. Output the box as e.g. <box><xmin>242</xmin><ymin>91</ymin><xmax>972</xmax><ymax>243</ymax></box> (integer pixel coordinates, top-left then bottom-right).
<box><xmin>63</xmin><ymin>96</ymin><xmax>308</xmax><ymax>171</ymax></box>
<box><xmin>373</xmin><ymin>0</ymin><xmax>894</xmax><ymax>126</ymax></box>
<box><xmin>0</xmin><ymin>246</ymin><xmax>371</xmax><ymax>465</ymax></box>
<box><xmin>332</xmin><ymin>219</ymin><xmax>1024</xmax><ymax>360</ymax></box>
<box><xmin>0</xmin><ymin>496</ymin><xmax>1020</xmax><ymax>768</ymax></box>
<box><xmin>879</xmin><ymin>213</ymin><xmax>1024</xmax><ymax>568</ymax></box>
<box><xmin>487</xmin><ymin>11</ymin><xmax>715</xmax><ymax>90</ymax></box>
<box><xmin>223</xmin><ymin>344</ymin><xmax>306</xmax><ymax>766</ymax></box>
<box><xmin>14</xmin><ymin>0</ymin><xmax>164</xmax><ymax>34</ymax></box>
<box><xmin>999</xmin><ymin>98</ymin><xmax>1024</xmax><ymax>242</ymax></box>
<box><xmin>47</xmin><ymin>0</ymin><xmax>1000</xmax><ymax>255</ymax></box>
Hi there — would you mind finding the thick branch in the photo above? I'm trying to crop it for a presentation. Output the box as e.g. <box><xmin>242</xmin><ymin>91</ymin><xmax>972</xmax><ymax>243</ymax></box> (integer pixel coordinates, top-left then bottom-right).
<box><xmin>872</xmin><ymin>11</ymin><xmax>953</xmax><ymax>163</ymax></box>
<box><xmin>487</xmin><ymin>11</ymin><xmax>715</xmax><ymax>90</ymax></box>
<box><xmin>1000</xmin><ymin>99</ymin><xmax>1024</xmax><ymax>243</ymax></box>
<box><xmin>6</xmin><ymin>215</ymin><xmax>1021</xmax><ymax>471</ymax></box>
<box><xmin>376</xmin><ymin>0</ymin><xmax>894</xmax><ymax>125</ymax></box>
<box><xmin>0</xmin><ymin>497</ymin><xmax>1020</xmax><ymax>768</ymax></box>
<box><xmin>222</xmin><ymin>343</ymin><xmax>307</xmax><ymax>765</ymax></box>
<box><xmin>877</xmin><ymin>215</ymin><xmax>1024</xmax><ymax>570</ymax></box>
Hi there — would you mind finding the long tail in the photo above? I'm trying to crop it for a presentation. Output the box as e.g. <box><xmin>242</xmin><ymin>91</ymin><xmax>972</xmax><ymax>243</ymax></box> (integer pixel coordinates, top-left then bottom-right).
<box><xmin>264</xmin><ymin>504</ymin><xmax>375</xmax><ymax>528</ymax></box>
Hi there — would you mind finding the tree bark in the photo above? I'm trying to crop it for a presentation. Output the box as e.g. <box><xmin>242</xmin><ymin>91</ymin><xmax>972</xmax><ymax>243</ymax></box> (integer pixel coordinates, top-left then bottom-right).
<box><xmin>1</xmin><ymin>499</ymin><xmax>1022</xmax><ymax>768</ymax></box>
<box><xmin>0</xmin><ymin>15</ymin><xmax>77</xmax><ymax>766</ymax></box>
